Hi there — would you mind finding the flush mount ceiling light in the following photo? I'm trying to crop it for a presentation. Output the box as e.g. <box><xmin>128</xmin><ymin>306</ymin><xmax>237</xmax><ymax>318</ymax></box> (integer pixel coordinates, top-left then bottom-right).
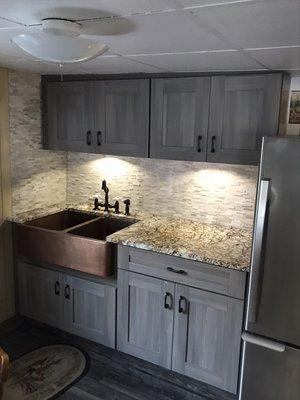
<box><xmin>11</xmin><ymin>18</ymin><xmax>108</xmax><ymax>64</ymax></box>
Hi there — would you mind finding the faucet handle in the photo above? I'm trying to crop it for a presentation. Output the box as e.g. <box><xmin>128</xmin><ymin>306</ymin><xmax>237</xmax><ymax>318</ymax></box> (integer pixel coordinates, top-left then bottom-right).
<box><xmin>123</xmin><ymin>199</ymin><xmax>131</xmax><ymax>215</ymax></box>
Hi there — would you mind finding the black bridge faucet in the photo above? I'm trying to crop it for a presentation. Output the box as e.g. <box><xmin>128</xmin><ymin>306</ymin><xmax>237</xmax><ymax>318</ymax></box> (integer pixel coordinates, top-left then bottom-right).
<box><xmin>97</xmin><ymin>180</ymin><xmax>120</xmax><ymax>213</ymax></box>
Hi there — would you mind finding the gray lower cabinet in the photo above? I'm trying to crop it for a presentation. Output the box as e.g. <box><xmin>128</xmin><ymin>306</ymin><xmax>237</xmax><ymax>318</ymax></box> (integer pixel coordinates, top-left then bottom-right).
<box><xmin>117</xmin><ymin>269</ymin><xmax>174</xmax><ymax>368</ymax></box>
<box><xmin>117</xmin><ymin>246</ymin><xmax>245</xmax><ymax>393</ymax></box>
<box><xmin>63</xmin><ymin>274</ymin><xmax>116</xmax><ymax>348</ymax></box>
<box><xmin>172</xmin><ymin>284</ymin><xmax>244</xmax><ymax>394</ymax></box>
<box><xmin>17</xmin><ymin>262</ymin><xmax>116</xmax><ymax>348</ymax></box>
<box><xmin>18</xmin><ymin>262</ymin><xmax>63</xmax><ymax>329</ymax></box>
<box><xmin>150</xmin><ymin>77</ymin><xmax>210</xmax><ymax>161</ymax></box>
<box><xmin>207</xmin><ymin>74</ymin><xmax>282</xmax><ymax>165</ymax></box>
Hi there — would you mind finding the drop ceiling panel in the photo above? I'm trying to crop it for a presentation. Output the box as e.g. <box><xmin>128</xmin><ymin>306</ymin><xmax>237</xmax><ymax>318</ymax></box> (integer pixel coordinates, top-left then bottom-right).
<box><xmin>177</xmin><ymin>0</ymin><xmax>256</xmax><ymax>8</ymax></box>
<box><xmin>92</xmin><ymin>11</ymin><xmax>233</xmax><ymax>55</ymax></box>
<box><xmin>129</xmin><ymin>50</ymin><xmax>265</xmax><ymax>72</ymax></box>
<box><xmin>0</xmin><ymin>0</ymin><xmax>180</xmax><ymax>25</ymax></box>
<box><xmin>191</xmin><ymin>0</ymin><xmax>300</xmax><ymax>49</ymax></box>
<box><xmin>247</xmin><ymin>47</ymin><xmax>300</xmax><ymax>70</ymax></box>
<box><xmin>0</xmin><ymin>17</ymin><xmax>22</xmax><ymax>29</ymax></box>
<box><xmin>0</xmin><ymin>56</ymin><xmax>76</xmax><ymax>73</ymax></box>
<box><xmin>67</xmin><ymin>55</ymin><xmax>166</xmax><ymax>74</ymax></box>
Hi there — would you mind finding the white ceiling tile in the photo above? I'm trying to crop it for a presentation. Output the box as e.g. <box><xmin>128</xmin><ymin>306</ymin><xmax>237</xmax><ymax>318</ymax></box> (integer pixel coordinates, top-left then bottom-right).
<box><xmin>87</xmin><ymin>10</ymin><xmax>232</xmax><ymax>55</ymax></box>
<box><xmin>0</xmin><ymin>1</ymin><xmax>180</xmax><ymax>25</ymax></box>
<box><xmin>190</xmin><ymin>0</ymin><xmax>300</xmax><ymax>49</ymax></box>
<box><xmin>128</xmin><ymin>50</ymin><xmax>265</xmax><ymax>72</ymax></box>
<box><xmin>0</xmin><ymin>17</ymin><xmax>23</xmax><ymax>28</ymax></box>
<box><xmin>0</xmin><ymin>56</ymin><xmax>76</xmax><ymax>74</ymax></box>
<box><xmin>67</xmin><ymin>55</ymin><xmax>166</xmax><ymax>74</ymax></box>
<box><xmin>177</xmin><ymin>0</ymin><xmax>256</xmax><ymax>8</ymax></box>
<box><xmin>247</xmin><ymin>46</ymin><xmax>300</xmax><ymax>70</ymax></box>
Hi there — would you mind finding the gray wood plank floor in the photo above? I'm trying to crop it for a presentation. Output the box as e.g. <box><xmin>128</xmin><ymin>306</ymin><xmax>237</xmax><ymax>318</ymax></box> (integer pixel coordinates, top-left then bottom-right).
<box><xmin>0</xmin><ymin>319</ymin><xmax>237</xmax><ymax>400</ymax></box>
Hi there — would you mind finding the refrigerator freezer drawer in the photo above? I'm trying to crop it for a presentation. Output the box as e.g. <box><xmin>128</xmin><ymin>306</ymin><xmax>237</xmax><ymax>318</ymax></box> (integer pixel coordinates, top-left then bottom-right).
<box><xmin>239</xmin><ymin>339</ymin><xmax>300</xmax><ymax>400</ymax></box>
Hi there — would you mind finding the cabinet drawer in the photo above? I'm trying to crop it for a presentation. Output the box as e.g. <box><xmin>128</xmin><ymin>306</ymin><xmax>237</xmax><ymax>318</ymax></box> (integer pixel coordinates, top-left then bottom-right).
<box><xmin>118</xmin><ymin>246</ymin><xmax>246</xmax><ymax>300</ymax></box>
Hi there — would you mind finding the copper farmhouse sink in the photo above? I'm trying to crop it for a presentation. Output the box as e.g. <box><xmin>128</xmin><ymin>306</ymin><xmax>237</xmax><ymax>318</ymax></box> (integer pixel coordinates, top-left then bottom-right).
<box><xmin>17</xmin><ymin>211</ymin><xmax>137</xmax><ymax>277</ymax></box>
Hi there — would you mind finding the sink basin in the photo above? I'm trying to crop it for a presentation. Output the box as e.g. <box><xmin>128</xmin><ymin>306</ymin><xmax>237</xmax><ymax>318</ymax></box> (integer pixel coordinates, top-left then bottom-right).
<box><xmin>25</xmin><ymin>210</ymin><xmax>98</xmax><ymax>231</ymax></box>
<box><xmin>68</xmin><ymin>215</ymin><xmax>137</xmax><ymax>240</ymax></box>
<box><xmin>16</xmin><ymin>211</ymin><xmax>138</xmax><ymax>277</ymax></box>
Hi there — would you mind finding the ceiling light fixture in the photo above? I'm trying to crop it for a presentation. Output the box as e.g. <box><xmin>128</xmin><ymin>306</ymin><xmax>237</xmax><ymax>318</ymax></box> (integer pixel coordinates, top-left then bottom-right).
<box><xmin>11</xmin><ymin>18</ymin><xmax>108</xmax><ymax>64</ymax></box>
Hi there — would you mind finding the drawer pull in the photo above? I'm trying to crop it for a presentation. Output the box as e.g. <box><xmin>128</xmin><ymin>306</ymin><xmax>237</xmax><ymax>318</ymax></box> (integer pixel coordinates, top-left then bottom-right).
<box><xmin>87</xmin><ymin>130</ymin><xmax>92</xmax><ymax>146</ymax></box>
<box><xmin>178</xmin><ymin>296</ymin><xmax>188</xmax><ymax>314</ymax></box>
<box><xmin>65</xmin><ymin>284</ymin><xmax>71</xmax><ymax>300</ymax></box>
<box><xmin>54</xmin><ymin>281</ymin><xmax>60</xmax><ymax>296</ymax></box>
<box><xmin>167</xmin><ymin>267</ymin><xmax>187</xmax><ymax>275</ymax></box>
<box><xmin>164</xmin><ymin>292</ymin><xmax>173</xmax><ymax>310</ymax></box>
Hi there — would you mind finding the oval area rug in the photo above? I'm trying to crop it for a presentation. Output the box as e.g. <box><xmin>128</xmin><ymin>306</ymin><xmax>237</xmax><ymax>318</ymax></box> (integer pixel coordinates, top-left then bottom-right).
<box><xmin>2</xmin><ymin>344</ymin><xmax>87</xmax><ymax>400</ymax></box>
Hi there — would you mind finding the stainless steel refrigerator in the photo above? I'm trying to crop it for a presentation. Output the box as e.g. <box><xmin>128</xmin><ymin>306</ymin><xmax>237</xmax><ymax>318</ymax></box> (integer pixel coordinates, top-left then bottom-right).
<box><xmin>239</xmin><ymin>137</ymin><xmax>300</xmax><ymax>400</ymax></box>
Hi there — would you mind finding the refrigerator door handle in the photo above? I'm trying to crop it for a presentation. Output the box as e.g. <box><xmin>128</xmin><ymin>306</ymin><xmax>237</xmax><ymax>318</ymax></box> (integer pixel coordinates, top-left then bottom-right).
<box><xmin>247</xmin><ymin>179</ymin><xmax>270</xmax><ymax>324</ymax></box>
<box><xmin>242</xmin><ymin>332</ymin><xmax>286</xmax><ymax>353</ymax></box>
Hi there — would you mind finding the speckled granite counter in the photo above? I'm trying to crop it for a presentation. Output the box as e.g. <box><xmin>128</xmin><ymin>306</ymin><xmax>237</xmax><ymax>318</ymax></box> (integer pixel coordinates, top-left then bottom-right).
<box><xmin>107</xmin><ymin>217</ymin><xmax>252</xmax><ymax>272</ymax></box>
<box><xmin>9</xmin><ymin>204</ymin><xmax>252</xmax><ymax>272</ymax></box>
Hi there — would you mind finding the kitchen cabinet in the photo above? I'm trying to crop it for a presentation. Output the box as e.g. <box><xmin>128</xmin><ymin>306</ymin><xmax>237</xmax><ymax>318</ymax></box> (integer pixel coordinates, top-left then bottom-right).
<box><xmin>117</xmin><ymin>246</ymin><xmax>246</xmax><ymax>393</ymax></box>
<box><xmin>63</xmin><ymin>274</ymin><xmax>116</xmax><ymax>347</ymax></box>
<box><xmin>45</xmin><ymin>81</ymin><xmax>94</xmax><ymax>152</ymax></box>
<box><xmin>150</xmin><ymin>77</ymin><xmax>210</xmax><ymax>161</ymax></box>
<box><xmin>17</xmin><ymin>262</ymin><xmax>116</xmax><ymax>348</ymax></box>
<box><xmin>43</xmin><ymin>73</ymin><xmax>284</xmax><ymax>165</ymax></box>
<box><xmin>117</xmin><ymin>269</ymin><xmax>174</xmax><ymax>368</ymax></box>
<box><xmin>44</xmin><ymin>79</ymin><xmax>149</xmax><ymax>157</ymax></box>
<box><xmin>172</xmin><ymin>285</ymin><xmax>244</xmax><ymax>394</ymax></box>
<box><xmin>207</xmin><ymin>74</ymin><xmax>282</xmax><ymax>165</ymax></box>
<box><xmin>18</xmin><ymin>262</ymin><xmax>63</xmax><ymax>329</ymax></box>
<box><xmin>94</xmin><ymin>80</ymin><xmax>149</xmax><ymax>157</ymax></box>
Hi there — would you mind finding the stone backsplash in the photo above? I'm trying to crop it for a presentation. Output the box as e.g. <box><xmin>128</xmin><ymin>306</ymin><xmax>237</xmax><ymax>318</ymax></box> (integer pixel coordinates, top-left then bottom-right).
<box><xmin>9</xmin><ymin>70</ymin><xmax>66</xmax><ymax>215</ymax></box>
<box><xmin>67</xmin><ymin>153</ymin><xmax>258</xmax><ymax>230</ymax></box>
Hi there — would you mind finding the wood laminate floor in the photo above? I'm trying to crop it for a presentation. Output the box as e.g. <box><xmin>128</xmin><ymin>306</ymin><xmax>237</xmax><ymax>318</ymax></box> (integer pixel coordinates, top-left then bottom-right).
<box><xmin>0</xmin><ymin>319</ymin><xmax>237</xmax><ymax>400</ymax></box>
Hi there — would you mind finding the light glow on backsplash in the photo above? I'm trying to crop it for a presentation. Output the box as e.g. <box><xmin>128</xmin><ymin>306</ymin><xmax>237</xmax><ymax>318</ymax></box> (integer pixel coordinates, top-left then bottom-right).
<box><xmin>88</xmin><ymin>156</ymin><xmax>138</xmax><ymax>180</ymax></box>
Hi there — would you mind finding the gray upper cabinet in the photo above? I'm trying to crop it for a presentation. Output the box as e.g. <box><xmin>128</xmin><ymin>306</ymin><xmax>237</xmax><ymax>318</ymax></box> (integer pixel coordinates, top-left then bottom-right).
<box><xmin>44</xmin><ymin>79</ymin><xmax>149</xmax><ymax>157</ymax></box>
<box><xmin>172</xmin><ymin>284</ymin><xmax>244</xmax><ymax>394</ymax></box>
<box><xmin>94</xmin><ymin>80</ymin><xmax>149</xmax><ymax>157</ymax></box>
<box><xmin>207</xmin><ymin>74</ymin><xmax>282</xmax><ymax>165</ymax></box>
<box><xmin>150</xmin><ymin>77</ymin><xmax>210</xmax><ymax>161</ymax></box>
<box><xmin>45</xmin><ymin>81</ymin><xmax>94</xmax><ymax>152</ymax></box>
<box><xmin>117</xmin><ymin>269</ymin><xmax>175</xmax><ymax>369</ymax></box>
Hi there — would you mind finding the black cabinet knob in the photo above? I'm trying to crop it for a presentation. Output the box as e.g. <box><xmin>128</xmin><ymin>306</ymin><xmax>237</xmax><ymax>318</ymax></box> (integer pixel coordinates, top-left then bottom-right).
<box><xmin>97</xmin><ymin>131</ymin><xmax>102</xmax><ymax>146</ymax></box>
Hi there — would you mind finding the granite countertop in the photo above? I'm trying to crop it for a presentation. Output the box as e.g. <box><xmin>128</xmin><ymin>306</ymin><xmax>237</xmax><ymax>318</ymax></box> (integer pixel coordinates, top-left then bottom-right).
<box><xmin>9</xmin><ymin>204</ymin><xmax>252</xmax><ymax>272</ymax></box>
<box><xmin>107</xmin><ymin>216</ymin><xmax>252</xmax><ymax>272</ymax></box>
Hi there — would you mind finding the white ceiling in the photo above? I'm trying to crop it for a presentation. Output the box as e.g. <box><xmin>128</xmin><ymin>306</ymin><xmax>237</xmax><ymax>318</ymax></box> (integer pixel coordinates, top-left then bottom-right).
<box><xmin>0</xmin><ymin>0</ymin><xmax>299</xmax><ymax>75</ymax></box>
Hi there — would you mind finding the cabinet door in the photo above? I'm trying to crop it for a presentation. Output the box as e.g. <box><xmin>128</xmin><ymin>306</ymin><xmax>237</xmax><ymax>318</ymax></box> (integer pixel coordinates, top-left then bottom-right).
<box><xmin>45</xmin><ymin>81</ymin><xmax>94</xmax><ymax>152</ymax></box>
<box><xmin>172</xmin><ymin>285</ymin><xmax>244</xmax><ymax>394</ymax></box>
<box><xmin>207</xmin><ymin>74</ymin><xmax>282</xmax><ymax>165</ymax></box>
<box><xmin>150</xmin><ymin>77</ymin><xmax>210</xmax><ymax>161</ymax></box>
<box><xmin>63</xmin><ymin>275</ymin><xmax>116</xmax><ymax>348</ymax></box>
<box><xmin>94</xmin><ymin>80</ymin><xmax>149</xmax><ymax>157</ymax></box>
<box><xmin>17</xmin><ymin>262</ymin><xmax>63</xmax><ymax>329</ymax></box>
<box><xmin>117</xmin><ymin>270</ymin><xmax>174</xmax><ymax>368</ymax></box>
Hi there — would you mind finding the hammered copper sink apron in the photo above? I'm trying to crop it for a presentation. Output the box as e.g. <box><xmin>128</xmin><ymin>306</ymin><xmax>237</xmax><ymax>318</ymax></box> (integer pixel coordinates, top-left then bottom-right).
<box><xmin>16</xmin><ymin>210</ymin><xmax>137</xmax><ymax>277</ymax></box>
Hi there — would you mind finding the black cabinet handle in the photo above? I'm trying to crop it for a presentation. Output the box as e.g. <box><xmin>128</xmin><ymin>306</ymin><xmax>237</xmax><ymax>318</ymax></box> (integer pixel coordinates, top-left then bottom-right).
<box><xmin>87</xmin><ymin>131</ymin><xmax>92</xmax><ymax>146</ymax></box>
<box><xmin>65</xmin><ymin>284</ymin><xmax>70</xmax><ymax>300</ymax></box>
<box><xmin>211</xmin><ymin>135</ymin><xmax>216</xmax><ymax>153</ymax></box>
<box><xmin>197</xmin><ymin>135</ymin><xmax>202</xmax><ymax>153</ymax></box>
<box><xmin>178</xmin><ymin>296</ymin><xmax>188</xmax><ymax>314</ymax></box>
<box><xmin>97</xmin><ymin>131</ymin><xmax>102</xmax><ymax>146</ymax></box>
<box><xmin>54</xmin><ymin>281</ymin><xmax>60</xmax><ymax>296</ymax></box>
<box><xmin>167</xmin><ymin>267</ymin><xmax>187</xmax><ymax>275</ymax></box>
<box><xmin>164</xmin><ymin>292</ymin><xmax>173</xmax><ymax>310</ymax></box>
